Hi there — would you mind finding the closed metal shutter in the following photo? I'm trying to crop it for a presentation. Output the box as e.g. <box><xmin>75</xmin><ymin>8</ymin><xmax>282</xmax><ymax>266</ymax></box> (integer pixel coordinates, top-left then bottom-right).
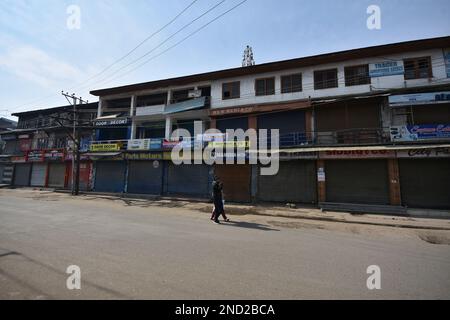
<box><xmin>67</xmin><ymin>162</ymin><xmax>92</xmax><ymax>191</ymax></box>
<box><xmin>94</xmin><ymin>161</ymin><xmax>126</xmax><ymax>193</ymax></box>
<box><xmin>0</xmin><ymin>164</ymin><xmax>4</xmax><ymax>183</ymax></box>
<box><xmin>166</xmin><ymin>163</ymin><xmax>210</xmax><ymax>197</ymax></box>
<box><xmin>30</xmin><ymin>163</ymin><xmax>47</xmax><ymax>187</ymax></box>
<box><xmin>325</xmin><ymin>160</ymin><xmax>389</xmax><ymax>205</ymax></box>
<box><xmin>258</xmin><ymin>110</ymin><xmax>306</xmax><ymax>135</ymax></box>
<box><xmin>47</xmin><ymin>163</ymin><xmax>66</xmax><ymax>188</ymax></box>
<box><xmin>216</xmin><ymin>116</ymin><xmax>248</xmax><ymax>132</ymax></box>
<box><xmin>399</xmin><ymin>159</ymin><xmax>450</xmax><ymax>209</ymax></box>
<box><xmin>214</xmin><ymin>164</ymin><xmax>251</xmax><ymax>203</ymax></box>
<box><xmin>1</xmin><ymin>164</ymin><xmax>14</xmax><ymax>184</ymax></box>
<box><xmin>127</xmin><ymin>161</ymin><xmax>163</xmax><ymax>195</ymax></box>
<box><xmin>258</xmin><ymin>161</ymin><xmax>317</xmax><ymax>203</ymax></box>
<box><xmin>13</xmin><ymin>163</ymin><xmax>31</xmax><ymax>186</ymax></box>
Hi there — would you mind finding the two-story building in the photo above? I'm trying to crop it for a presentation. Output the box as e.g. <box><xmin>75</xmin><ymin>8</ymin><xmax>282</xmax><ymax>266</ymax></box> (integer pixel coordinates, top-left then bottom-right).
<box><xmin>88</xmin><ymin>36</ymin><xmax>450</xmax><ymax>210</ymax></box>
<box><xmin>1</xmin><ymin>103</ymin><xmax>98</xmax><ymax>190</ymax></box>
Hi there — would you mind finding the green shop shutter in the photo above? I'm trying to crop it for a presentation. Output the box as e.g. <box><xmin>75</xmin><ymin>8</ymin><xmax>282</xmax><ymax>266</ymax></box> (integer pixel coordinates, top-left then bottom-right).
<box><xmin>399</xmin><ymin>159</ymin><xmax>450</xmax><ymax>209</ymax></box>
<box><xmin>258</xmin><ymin>160</ymin><xmax>317</xmax><ymax>204</ymax></box>
<box><xmin>127</xmin><ymin>161</ymin><xmax>163</xmax><ymax>195</ymax></box>
<box><xmin>165</xmin><ymin>163</ymin><xmax>210</xmax><ymax>198</ymax></box>
<box><xmin>325</xmin><ymin>160</ymin><xmax>390</xmax><ymax>205</ymax></box>
<box><xmin>94</xmin><ymin>161</ymin><xmax>126</xmax><ymax>193</ymax></box>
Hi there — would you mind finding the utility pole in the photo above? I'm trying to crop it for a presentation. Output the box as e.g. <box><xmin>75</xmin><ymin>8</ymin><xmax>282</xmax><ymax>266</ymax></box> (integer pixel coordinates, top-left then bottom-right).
<box><xmin>61</xmin><ymin>91</ymin><xmax>89</xmax><ymax>196</ymax></box>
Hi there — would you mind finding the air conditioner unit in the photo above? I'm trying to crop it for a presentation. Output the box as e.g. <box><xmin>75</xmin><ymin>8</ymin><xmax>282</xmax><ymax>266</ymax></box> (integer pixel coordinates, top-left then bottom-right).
<box><xmin>188</xmin><ymin>90</ymin><xmax>202</xmax><ymax>98</ymax></box>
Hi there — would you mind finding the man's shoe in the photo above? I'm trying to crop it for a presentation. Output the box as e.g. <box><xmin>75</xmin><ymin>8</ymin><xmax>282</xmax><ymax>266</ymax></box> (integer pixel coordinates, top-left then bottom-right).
<box><xmin>213</xmin><ymin>220</ymin><xmax>220</xmax><ymax>224</ymax></box>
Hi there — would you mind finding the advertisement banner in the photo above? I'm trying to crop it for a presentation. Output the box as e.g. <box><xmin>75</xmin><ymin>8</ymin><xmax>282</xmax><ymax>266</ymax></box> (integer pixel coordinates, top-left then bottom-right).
<box><xmin>320</xmin><ymin>150</ymin><xmax>395</xmax><ymax>159</ymax></box>
<box><xmin>396</xmin><ymin>147</ymin><xmax>450</xmax><ymax>158</ymax></box>
<box><xmin>389</xmin><ymin>91</ymin><xmax>450</xmax><ymax>107</ymax></box>
<box><xmin>27</xmin><ymin>150</ymin><xmax>44</xmax><ymax>162</ymax></box>
<box><xmin>369</xmin><ymin>61</ymin><xmax>404</xmax><ymax>77</ymax></box>
<box><xmin>44</xmin><ymin>149</ymin><xmax>65</xmax><ymax>161</ymax></box>
<box><xmin>90</xmin><ymin>144</ymin><xmax>121</xmax><ymax>152</ymax></box>
<box><xmin>390</xmin><ymin>124</ymin><xmax>450</xmax><ymax>142</ymax></box>
<box><xmin>127</xmin><ymin>139</ymin><xmax>150</xmax><ymax>151</ymax></box>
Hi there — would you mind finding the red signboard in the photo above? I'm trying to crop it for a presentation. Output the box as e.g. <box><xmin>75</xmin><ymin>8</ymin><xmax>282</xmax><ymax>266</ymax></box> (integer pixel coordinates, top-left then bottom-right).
<box><xmin>320</xmin><ymin>150</ymin><xmax>395</xmax><ymax>159</ymax></box>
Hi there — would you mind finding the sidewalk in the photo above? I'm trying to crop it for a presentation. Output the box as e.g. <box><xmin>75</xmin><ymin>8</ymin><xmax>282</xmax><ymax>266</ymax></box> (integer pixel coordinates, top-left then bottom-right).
<box><xmin>51</xmin><ymin>189</ymin><xmax>450</xmax><ymax>231</ymax></box>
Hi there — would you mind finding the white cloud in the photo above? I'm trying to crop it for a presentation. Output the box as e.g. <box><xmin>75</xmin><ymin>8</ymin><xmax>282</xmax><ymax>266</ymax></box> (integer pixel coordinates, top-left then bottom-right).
<box><xmin>0</xmin><ymin>43</ymin><xmax>85</xmax><ymax>89</ymax></box>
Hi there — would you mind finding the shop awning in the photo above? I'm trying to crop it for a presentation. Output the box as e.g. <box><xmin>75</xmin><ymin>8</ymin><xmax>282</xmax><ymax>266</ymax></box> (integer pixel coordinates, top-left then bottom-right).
<box><xmin>83</xmin><ymin>152</ymin><xmax>122</xmax><ymax>157</ymax></box>
<box><xmin>164</xmin><ymin>97</ymin><xmax>207</xmax><ymax>114</ymax></box>
<box><xmin>252</xmin><ymin>144</ymin><xmax>450</xmax><ymax>154</ymax></box>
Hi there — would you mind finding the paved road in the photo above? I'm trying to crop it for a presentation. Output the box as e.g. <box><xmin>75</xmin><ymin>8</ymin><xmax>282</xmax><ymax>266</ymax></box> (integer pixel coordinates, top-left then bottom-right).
<box><xmin>1</xmin><ymin>189</ymin><xmax>450</xmax><ymax>299</ymax></box>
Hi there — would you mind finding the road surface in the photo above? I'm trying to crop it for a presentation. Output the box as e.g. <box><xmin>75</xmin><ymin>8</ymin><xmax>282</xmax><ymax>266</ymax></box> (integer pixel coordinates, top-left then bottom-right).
<box><xmin>1</xmin><ymin>189</ymin><xmax>449</xmax><ymax>299</ymax></box>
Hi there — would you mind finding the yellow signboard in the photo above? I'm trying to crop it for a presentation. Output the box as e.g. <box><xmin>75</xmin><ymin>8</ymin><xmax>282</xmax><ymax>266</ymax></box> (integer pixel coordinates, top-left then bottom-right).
<box><xmin>208</xmin><ymin>141</ymin><xmax>251</xmax><ymax>148</ymax></box>
<box><xmin>90</xmin><ymin>144</ymin><xmax>121</xmax><ymax>152</ymax></box>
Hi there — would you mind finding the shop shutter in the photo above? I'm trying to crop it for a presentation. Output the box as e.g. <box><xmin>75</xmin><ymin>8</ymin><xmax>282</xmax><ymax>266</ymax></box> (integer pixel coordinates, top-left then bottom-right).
<box><xmin>67</xmin><ymin>162</ymin><xmax>92</xmax><ymax>191</ymax></box>
<box><xmin>13</xmin><ymin>163</ymin><xmax>31</xmax><ymax>186</ymax></box>
<box><xmin>325</xmin><ymin>160</ymin><xmax>390</xmax><ymax>205</ymax></box>
<box><xmin>216</xmin><ymin>116</ymin><xmax>248</xmax><ymax>133</ymax></box>
<box><xmin>1</xmin><ymin>164</ymin><xmax>14</xmax><ymax>184</ymax></box>
<box><xmin>127</xmin><ymin>161</ymin><xmax>163</xmax><ymax>195</ymax></box>
<box><xmin>30</xmin><ymin>163</ymin><xmax>47</xmax><ymax>187</ymax></box>
<box><xmin>94</xmin><ymin>161</ymin><xmax>126</xmax><ymax>193</ymax></box>
<box><xmin>258</xmin><ymin>160</ymin><xmax>317</xmax><ymax>203</ymax></box>
<box><xmin>257</xmin><ymin>110</ymin><xmax>306</xmax><ymax>135</ymax></box>
<box><xmin>166</xmin><ymin>163</ymin><xmax>210</xmax><ymax>197</ymax></box>
<box><xmin>0</xmin><ymin>164</ymin><xmax>4</xmax><ymax>183</ymax></box>
<box><xmin>48</xmin><ymin>163</ymin><xmax>66</xmax><ymax>188</ymax></box>
<box><xmin>399</xmin><ymin>159</ymin><xmax>450</xmax><ymax>209</ymax></box>
<box><xmin>214</xmin><ymin>164</ymin><xmax>251</xmax><ymax>203</ymax></box>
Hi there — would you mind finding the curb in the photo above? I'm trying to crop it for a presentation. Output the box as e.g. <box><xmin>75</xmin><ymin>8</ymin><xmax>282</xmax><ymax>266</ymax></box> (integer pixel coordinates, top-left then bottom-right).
<box><xmin>52</xmin><ymin>189</ymin><xmax>450</xmax><ymax>231</ymax></box>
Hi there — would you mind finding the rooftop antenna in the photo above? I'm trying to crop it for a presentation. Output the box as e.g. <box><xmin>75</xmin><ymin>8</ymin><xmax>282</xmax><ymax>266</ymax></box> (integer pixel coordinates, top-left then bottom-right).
<box><xmin>242</xmin><ymin>45</ymin><xmax>255</xmax><ymax>67</ymax></box>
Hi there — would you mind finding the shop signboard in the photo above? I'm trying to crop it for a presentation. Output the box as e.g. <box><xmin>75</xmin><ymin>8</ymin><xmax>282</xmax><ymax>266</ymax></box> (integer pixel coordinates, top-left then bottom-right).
<box><xmin>11</xmin><ymin>156</ymin><xmax>26</xmax><ymax>163</ymax></box>
<box><xmin>396</xmin><ymin>147</ymin><xmax>450</xmax><ymax>158</ymax></box>
<box><xmin>320</xmin><ymin>150</ymin><xmax>395</xmax><ymax>159</ymax></box>
<box><xmin>162</xmin><ymin>139</ymin><xmax>180</xmax><ymax>150</ymax></box>
<box><xmin>390</xmin><ymin>124</ymin><xmax>450</xmax><ymax>142</ymax></box>
<box><xmin>149</xmin><ymin>139</ymin><xmax>162</xmax><ymax>150</ymax></box>
<box><xmin>122</xmin><ymin>152</ymin><xmax>164</xmax><ymax>161</ymax></box>
<box><xmin>278</xmin><ymin>151</ymin><xmax>318</xmax><ymax>160</ymax></box>
<box><xmin>127</xmin><ymin>139</ymin><xmax>150</xmax><ymax>151</ymax></box>
<box><xmin>19</xmin><ymin>139</ymin><xmax>32</xmax><ymax>152</ymax></box>
<box><xmin>389</xmin><ymin>91</ymin><xmax>450</xmax><ymax>107</ymax></box>
<box><xmin>90</xmin><ymin>143</ymin><xmax>121</xmax><ymax>152</ymax></box>
<box><xmin>93</xmin><ymin>118</ymin><xmax>130</xmax><ymax>127</ymax></box>
<box><xmin>27</xmin><ymin>150</ymin><xmax>44</xmax><ymax>162</ymax></box>
<box><xmin>369</xmin><ymin>61</ymin><xmax>404</xmax><ymax>77</ymax></box>
<box><xmin>44</xmin><ymin>149</ymin><xmax>65</xmax><ymax>161</ymax></box>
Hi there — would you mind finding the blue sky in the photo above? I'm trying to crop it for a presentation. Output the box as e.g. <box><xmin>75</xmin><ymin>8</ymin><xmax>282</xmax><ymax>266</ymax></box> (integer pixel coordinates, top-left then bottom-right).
<box><xmin>0</xmin><ymin>0</ymin><xmax>449</xmax><ymax>119</ymax></box>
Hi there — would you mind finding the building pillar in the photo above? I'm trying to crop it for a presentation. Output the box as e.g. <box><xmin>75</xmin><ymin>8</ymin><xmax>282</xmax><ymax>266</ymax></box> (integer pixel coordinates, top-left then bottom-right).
<box><xmin>388</xmin><ymin>158</ymin><xmax>401</xmax><ymax>206</ymax></box>
<box><xmin>317</xmin><ymin>159</ymin><xmax>326</xmax><ymax>203</ymax></box>
<box><xmin>165</xmin><ymin>116</ymin><xmax>173</xmax><ymax>140</ymax></box>
<box><xmin>210</xmin><ymin>118</ymin><xmax>216</xmax><ymax>129</ymax></box>
<box><xmin>97</xmin><ymin>98</ymin><xmax>104</xmax><ymax>118</ymax></box>
<box><xmin>248</xmin><ymin>115</ymin><xmax>257</xmax><ymax>130</ymax></box>
<box><xmin>130</xmin><ymin>95</ymin><xmax>137</xmax><ymax>140</ymax></box>
<box><xmin>305</xmin><ymin>109</ymin><xmax>313</xmax><ymax>142</ymax></box>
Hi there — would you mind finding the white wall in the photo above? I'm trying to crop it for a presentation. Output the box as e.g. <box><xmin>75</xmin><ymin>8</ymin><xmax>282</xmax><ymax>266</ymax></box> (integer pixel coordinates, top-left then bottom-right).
<box><xmin>210</xmin><ymin>48</ymin><xmax>449</xmax><ymax>109</ymax></box>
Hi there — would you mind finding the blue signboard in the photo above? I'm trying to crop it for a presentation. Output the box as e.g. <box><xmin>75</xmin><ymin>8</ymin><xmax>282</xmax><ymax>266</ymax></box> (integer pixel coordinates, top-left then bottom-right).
<box><xmin>390</xmin><ymin>124</ymin><xmax>450</xmax><ymax>142</ymax></box>
<box><xmin>369</xmin><ymin>61</ymin><xmax>404</xmax><ymax>77</ymax></box>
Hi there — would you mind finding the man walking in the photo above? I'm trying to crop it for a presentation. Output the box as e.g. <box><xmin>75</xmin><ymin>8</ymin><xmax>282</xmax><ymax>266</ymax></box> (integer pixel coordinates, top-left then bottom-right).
<box><xmin>211</xmin><ymin>177</ymin><xmax>229</xmax><ymax>224</ymax></box>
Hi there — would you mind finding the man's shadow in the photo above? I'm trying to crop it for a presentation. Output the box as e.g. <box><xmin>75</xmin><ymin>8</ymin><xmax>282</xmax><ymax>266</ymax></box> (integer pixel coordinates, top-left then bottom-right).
<box><xmin>220</xmin><ymin>220</ymin><xmax>279</xmax><ymax>231</ymax></box>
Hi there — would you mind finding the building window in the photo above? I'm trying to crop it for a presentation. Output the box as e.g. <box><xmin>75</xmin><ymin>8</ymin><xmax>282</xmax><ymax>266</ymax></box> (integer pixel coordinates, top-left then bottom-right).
<box><xmin>255</xmin><ymin>77</ymin><xmax>275</xmax><ymax>96</ymax></box>
<box><xmin>344</xmin><ymin>65</ymin><xmax>370</xmax><ymax>86</ymax></box>
<box><xmin>222</xmin><ymin>81</ymin><xmax>240</xmax><ymax>100</ymax></box>
<box><xmin>281</xmin><ymin>74</ymin><xmax>302</xmax><ymax>93</ymax></box>
<box><xmin>314</xmin><ymin>69</ymin><xmax>338</xmax><ymax>90</ymax></box>
<box><xmin>404</xmin><ymin>56</ymin><xmax>432</xmax><ymax>80</ymax></box>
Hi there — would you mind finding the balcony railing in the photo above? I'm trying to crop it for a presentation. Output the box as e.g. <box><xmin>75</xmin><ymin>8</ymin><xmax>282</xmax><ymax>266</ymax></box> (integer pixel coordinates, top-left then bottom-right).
<box><xmin>87</xmin><ymin>126</ymin><xmax>450</xmax><ymax>153</ymax></box>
